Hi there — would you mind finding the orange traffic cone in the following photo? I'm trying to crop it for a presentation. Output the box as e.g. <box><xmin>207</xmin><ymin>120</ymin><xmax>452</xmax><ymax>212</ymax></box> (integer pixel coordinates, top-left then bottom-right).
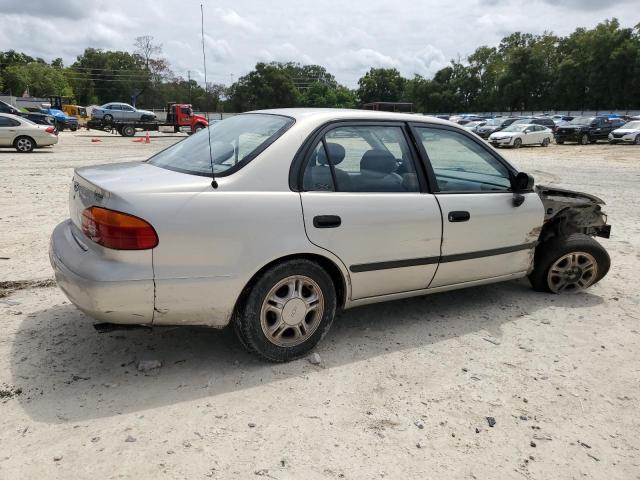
<box><xmin>144</xmin><ymin>131</ymin><xmax>150</xmax><ymax>144</ymax></box>
<box><xmin>91</xmin><ymin>138</ymin><xmax>102</xmax><ymax>143</ymax></box>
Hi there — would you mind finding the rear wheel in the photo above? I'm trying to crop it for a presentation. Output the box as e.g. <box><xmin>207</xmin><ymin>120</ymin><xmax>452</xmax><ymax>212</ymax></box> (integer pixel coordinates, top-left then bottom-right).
<box><xmin>513</xmin><ymin>138</ymin><xmax>522</xmax><ymax>149</ymax></box>
<box><xmin>635</xmin><ymin>135</ymin><xmax>640</xmax><ymax>145</ymax></box>
<box><xmin>529</xmin><ymin>233</ymin><xmax>610</xmax><ymax>293</ymax></box>
<box><xmin>121</xmin><ymin>125</ymin><xmax>136</xmax><ymax>137</ymax></box>
<box><xmin>103</xmin><ymin>114</ymin><xmax>113</xmax><ymax>124</ymax></box>
<box><xmin>580</xmin><ymin>133</ymin><xmax>589</xmax><ymax>145</ymax></box>
<box><xmin>70</xmin><ymin>124</ymin><xmax>78</xmax><ymax>132</ymax></box>
<box><xmin>541</xmin><ymin>137</ymin><xmax>550</xmax><ymax>147</ymax></box>
<box><xmin>14</xmin><ymin>136</ymin><xmax>36</xmax><ymax>153</ymax></box>
<box><xmin>234</xmin><ymin>259</ymin><xmax>337</xmax><ymax>362</ymax></box>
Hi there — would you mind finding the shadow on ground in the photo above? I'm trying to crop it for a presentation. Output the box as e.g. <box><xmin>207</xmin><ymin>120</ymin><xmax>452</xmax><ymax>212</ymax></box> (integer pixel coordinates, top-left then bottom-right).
<box><xmin>11</xmin><ymin>280</ymin><xmax>603</xmax><ymax>423</ymax></box>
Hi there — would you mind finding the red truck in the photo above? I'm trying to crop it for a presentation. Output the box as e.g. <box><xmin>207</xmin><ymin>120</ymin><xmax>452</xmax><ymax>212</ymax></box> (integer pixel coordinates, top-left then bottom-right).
<box><xmin>87</xmin><ymin>102</ymin><xmax>209</xmax><ymax>137</ymax></box>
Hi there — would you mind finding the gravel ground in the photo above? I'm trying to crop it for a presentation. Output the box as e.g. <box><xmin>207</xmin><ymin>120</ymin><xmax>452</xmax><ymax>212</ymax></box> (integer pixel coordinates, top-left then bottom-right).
<box><xmin>1</xmin><ymin>130</ymin><xmax>639</xmax><ymax>479</ymax></box>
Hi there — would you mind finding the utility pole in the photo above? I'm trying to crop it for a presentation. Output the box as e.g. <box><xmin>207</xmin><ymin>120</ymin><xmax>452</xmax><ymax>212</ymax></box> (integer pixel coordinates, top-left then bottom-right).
<box><xmin>188</xmin><ymin>70</ymin><xmax>192</xmax><ymax>103</ymax></box>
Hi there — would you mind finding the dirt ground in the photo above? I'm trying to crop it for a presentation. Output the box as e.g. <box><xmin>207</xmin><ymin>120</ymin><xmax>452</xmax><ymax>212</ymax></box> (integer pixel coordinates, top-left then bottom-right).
<box><xmin>1</xmin><ymin>130</ymin><xmax>639</xmax><ymax>479</ymax></box>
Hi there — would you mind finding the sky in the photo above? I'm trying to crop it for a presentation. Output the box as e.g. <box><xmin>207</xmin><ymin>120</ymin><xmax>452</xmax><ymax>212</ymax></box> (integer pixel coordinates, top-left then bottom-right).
<box><xmin>0</xmin><ymin>0</ymin><xmax>637</xmax><ymax>88</ymax></box>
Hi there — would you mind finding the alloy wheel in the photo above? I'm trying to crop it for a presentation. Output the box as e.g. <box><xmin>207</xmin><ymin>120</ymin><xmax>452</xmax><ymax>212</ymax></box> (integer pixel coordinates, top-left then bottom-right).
<box><xmin>16</xmin><ymin>138</ymin><xmax>33</xmax><ymax>152</ymax></box>
<box><xmin>547</xmin><ymin>251</ymin><xmax>598</xmax><ymax>293</ymax></box>
<box><xmin>260</xmin><ymin>275</ymin><xmax>324</xmax><ymax>347</ymax></box>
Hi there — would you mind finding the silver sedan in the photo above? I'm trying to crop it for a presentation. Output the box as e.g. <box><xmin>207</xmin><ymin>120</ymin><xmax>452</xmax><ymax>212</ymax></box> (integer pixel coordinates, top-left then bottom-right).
<box><xmin>50</xmin><ymin>109</ymin><xmax>612</xmax><ymax>361</ymax></box>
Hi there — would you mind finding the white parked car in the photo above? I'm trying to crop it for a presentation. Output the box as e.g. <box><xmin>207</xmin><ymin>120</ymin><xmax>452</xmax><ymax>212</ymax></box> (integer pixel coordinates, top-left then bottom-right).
<box><xmin>50</xmin><ymin>109</ymin><xmax>611</xmax><ymax>362</ymax></box>
<box><xmin>0</xmin><ymin>113</ymin><xmax>58</xmax><ymax>152</ymax></box>
<box><xmin>91</xmin><ymin>102</ymin><xmax>156</xmax><ymax>123</ymax></box>
<box><xmin>488</xmin><ymin>124</ymin><xmax>552</xmax><ymax>148</ymax></box>
<box><xmin>608</xmin><ymin>120</ymin><xmax>640</xmax><ymax>144</ymax></box>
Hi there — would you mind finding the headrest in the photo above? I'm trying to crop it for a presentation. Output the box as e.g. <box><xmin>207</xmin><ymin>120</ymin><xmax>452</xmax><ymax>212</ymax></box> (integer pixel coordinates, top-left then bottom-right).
<box><xmin>212</xmin><ymin>141</ymin><xmax>235</xmax><ymax>164</ymax></box>
<box><xmin>361</xmin><ymin>150</ymin><xmax>397</xmax><ymax>174</ymax></box>
<box><xmin>317</xmin><ymin>142</ymin><xmax>346</xmax><ymax>165</ymax></box>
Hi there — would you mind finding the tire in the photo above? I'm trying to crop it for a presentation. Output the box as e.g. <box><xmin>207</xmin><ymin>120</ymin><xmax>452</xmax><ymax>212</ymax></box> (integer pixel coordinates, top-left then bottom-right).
<box><xmin>14</xmin><ymin>136</ymin><xmax>35</xmax><ymax>153</ymax></box>
<box><xmin>580</xmin><ymin>134</ymin><xmax>589</xmax><ymax>145</ymax></box>
<box><xmin>528</xmin><ymin>233</ymin><xmax>610</xmax><ymax>294</ymax></box>
<box><xmin>556</xmin><ymin>139</ymin><xmax>564</xmax><ymax>145</ymax></box>
<box><xmin>193</xmin><ymin>123</ymin><xmax>205</xmax><ymax>133</ymax></box>
<box><xmin>541</xmin><ymin>137</ymin><xmax>550</xmax><ymax>147</ymax></box>
<box><xmin>121</xmin><ymin>125</ymin><xmax>136</xmax><ymax>137</ymax></box>
<box><xmin>70</xmin><ymin>124</ymin><xmax>78</xmax><ymax>132</ymax></box>
<box><xmin>140</xmin><ymin>114</ymin><xmax>155</xmax><ymax>122</ymax></box>
<box><xmin>635</xmin><ymin>135</ymin><xmax>640</xmax><ymax>145</ymax></box>
<box><xmin>234</xmin><ymin>259</ymin><xmax>337</xmax><ymax>362</ymax></box>
<box><xmin>513</xmin><ymin>138</ymin><xmax>522</xmax><ymax>149</ymax></box>
<box><xmin>103</xmin><ymin>114</ymin><xmax>113</xmax><ymax>124</ymax></box>
<box><xmin>56</xmin><ymin>121</ymin><xmax>64</xmax><ymax>132</ymax></box>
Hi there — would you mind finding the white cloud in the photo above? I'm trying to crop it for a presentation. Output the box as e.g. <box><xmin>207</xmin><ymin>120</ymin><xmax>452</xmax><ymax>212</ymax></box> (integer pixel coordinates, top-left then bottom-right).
<box><xmin>217</xmin><ymin>9</ymin><xmax>259</xmax><ymax>33</ymax></box>
<box><xmin>0</xmin><ymin>0</ymin><xmax>636</xmax><ymax>88</ymax></box>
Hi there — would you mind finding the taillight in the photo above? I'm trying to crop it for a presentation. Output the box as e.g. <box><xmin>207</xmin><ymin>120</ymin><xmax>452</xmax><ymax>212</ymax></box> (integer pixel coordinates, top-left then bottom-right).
<box><xmin>81</xmin><ymin>206</ymin><xmax>158</xmax><ymax>250</ymax></box>
<box><xmin>45</xmin><ymin>127</ymin><xmax>55</xmax><ymax>134</ymax></box>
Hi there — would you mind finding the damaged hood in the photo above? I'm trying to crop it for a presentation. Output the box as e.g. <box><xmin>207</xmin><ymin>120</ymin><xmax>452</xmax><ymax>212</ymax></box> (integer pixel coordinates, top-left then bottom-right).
<box><xmin>535</xmin><ymin>185</ymin><xmax>610</xmax><ymax>238</ymax></box>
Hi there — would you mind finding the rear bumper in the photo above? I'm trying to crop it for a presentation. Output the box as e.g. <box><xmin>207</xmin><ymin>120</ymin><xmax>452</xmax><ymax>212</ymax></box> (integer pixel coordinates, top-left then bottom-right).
<box><xmin>38</xmin><ymin>135</ymin><xmax>58</xmax><ymax>147</ymax></box>
<box><xmin>49</xmin><ymin>220</ymin><xmax>154</xmax><ymax>324</ymax></box>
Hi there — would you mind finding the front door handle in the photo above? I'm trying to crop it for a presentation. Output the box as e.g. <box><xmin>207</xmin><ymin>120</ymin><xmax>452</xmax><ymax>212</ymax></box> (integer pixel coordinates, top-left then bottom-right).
<box><xmin>313</xmin><ymin>215</ymin><xmax>341</xmax><ymax>228</ymax></box>
<box><xmin>448</xmin><ymin>211</ymin><xmax>470</xmax><ymax>222</ymax></box>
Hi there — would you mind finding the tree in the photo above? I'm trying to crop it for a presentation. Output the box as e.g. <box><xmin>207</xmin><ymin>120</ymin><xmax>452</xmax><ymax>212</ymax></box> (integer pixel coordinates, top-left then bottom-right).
<box><xmin>134</xmin><ymin>35</ymin><xmax>163</xmax><ymax>69</ymax></box>
<box><xmin>3</xmin><ymin>62</ymin><xmax>72</xmax><ymax>97</ymax></box>
<box><xmin>227</xmin><ymin>63</ymin><xmax>299</xmax><ymax>111</ymax></box>
<box><xmin>356</xmin><ymin>68</ymin><xmax>405</xmax><ymax>104</ymax></box>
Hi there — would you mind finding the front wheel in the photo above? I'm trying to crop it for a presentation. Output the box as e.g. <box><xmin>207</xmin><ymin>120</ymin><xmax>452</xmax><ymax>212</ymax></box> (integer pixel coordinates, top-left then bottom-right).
<box><xmin>635</xmin><ymin>135</ymin><xmax>640</xmax><ymax>145</ymax></box>
<box><xmin>234</xmin><ymin>259</ymin><xmax>337</xmax><ymax>362</ymax></box>
<box><xmin>529</xmin><ymin>233</ymin><xmax>610</xmax><ymax>293</ymax></box>
<box><xmin>580</xmin><ymin>133</ymin><xmax>590</xmax><ymax>145</ymax></box>
<box><xmin>513</xmin><ymin>138</ymin><xmax>522</xmax><ymax>149</ymax></box>
<box><xmin>193</xmin><ymin>123</ymin><xmax>205</xmax><ymax>133</ymax></box>
<box><xmin>556</xmin><ymin>139</ymin><xmax>564</xmax><ymax>145</ymax></box>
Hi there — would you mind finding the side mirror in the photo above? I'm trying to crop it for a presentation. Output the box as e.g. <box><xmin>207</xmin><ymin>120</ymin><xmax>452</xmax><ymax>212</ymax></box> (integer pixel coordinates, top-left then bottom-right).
<box><xmin>513</xmin><ymin>172</ymin><xmax>535</xmax><ymax>192</ymax></box>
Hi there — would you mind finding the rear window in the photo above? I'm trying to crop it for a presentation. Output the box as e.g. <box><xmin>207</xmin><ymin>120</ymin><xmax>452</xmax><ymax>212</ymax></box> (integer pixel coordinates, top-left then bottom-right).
<box><xmin>148</xmin><ymin>113</ymin><xmax>294</xmax><ymax>177</ymax></box>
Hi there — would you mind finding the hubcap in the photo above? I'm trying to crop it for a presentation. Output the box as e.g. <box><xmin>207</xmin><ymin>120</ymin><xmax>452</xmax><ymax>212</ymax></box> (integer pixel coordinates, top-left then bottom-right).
<box><xmin>260</xmin><ymin>275</ymin><xmax>324</xmax><ymax>347</ymax></box>
<box><xmin>17</xmin><ymin>139</ymin><xmax>31</xmax><ymax>151</ymax></box>
<box><xmin>547</xmin><ymin>251</ymin><xmax>598</xmax><ymax>293</ymax></box>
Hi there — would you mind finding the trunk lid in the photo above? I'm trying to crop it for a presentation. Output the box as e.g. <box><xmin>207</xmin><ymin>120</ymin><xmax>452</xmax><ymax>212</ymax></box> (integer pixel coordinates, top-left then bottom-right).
<box><xmin>70</xmin><ymin>161</ymin><xmax>210</xmax><ymax>229</ymax></box>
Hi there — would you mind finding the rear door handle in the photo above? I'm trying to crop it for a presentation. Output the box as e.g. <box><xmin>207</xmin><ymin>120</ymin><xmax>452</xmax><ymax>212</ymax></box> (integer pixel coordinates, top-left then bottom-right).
<box><xmin>313</xmin><ymin>215</ymin><xmax>341</xmax><ymax>228</ymax></box>
<box><xmin>448</xmin><ymin>211</ymin><xmax>470</xmax><ymax>222</ymax></box>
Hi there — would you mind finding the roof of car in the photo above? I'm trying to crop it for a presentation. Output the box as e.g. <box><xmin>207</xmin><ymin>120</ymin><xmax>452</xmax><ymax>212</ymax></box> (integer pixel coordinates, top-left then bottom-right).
<box><xmin>249</xmin><ymin>108</ymin><xmax>453</xmax><ymax>126</ymax></box>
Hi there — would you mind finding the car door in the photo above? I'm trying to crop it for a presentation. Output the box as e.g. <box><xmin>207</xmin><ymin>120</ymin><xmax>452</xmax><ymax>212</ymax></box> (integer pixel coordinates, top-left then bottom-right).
<box><xmin>298</xmin><ymin>123</ymin><xmax>443</xmax><ymax>300</ymax></box>
<box><xmin>120</xmin><ymin>104</ymin><xmax>136</xmax><ymax>121</ymax></box>
<box><xmin>411</xmin><ymin>124</ymin><xmax>544</xmax><ymax>288</ymax></box>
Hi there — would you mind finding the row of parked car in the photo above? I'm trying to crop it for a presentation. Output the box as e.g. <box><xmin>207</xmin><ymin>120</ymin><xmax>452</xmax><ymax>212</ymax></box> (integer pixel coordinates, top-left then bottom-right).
<box><xmin>443</xmin><ymin>113</ymin><xmax>640</xmax><ymax>147</ymax></box>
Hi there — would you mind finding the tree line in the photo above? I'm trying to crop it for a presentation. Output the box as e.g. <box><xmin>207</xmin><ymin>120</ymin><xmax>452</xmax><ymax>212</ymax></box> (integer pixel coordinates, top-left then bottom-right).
<box><xmin>1</xmin><ymin>19</ymin><xmax>638</xmax><ymax>113</ymax></box>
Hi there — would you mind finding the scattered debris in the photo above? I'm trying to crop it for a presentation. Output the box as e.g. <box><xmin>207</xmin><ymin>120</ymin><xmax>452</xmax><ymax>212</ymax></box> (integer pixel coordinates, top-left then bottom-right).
<box><xmin>0</xmin><ymin>279</ymin><xmax>56</xmax><ymax>298</ymax></box>
<box><xmin>307</xmin><ymin>353</ymin><xmax>322</xmax><ymax>365</ymax></box>
<box><xmin>0</xmin><ymin>385</ymin><xmax>23</xmax><ymax>400</ymax></box>
<box><xmin>248</xmin><ymin>422</ymin><xmax>256</xmax><ymax>428</ymax></box>
<box><xmin>125</xmin><ymin>435</ymin><xmax>137</xmax><ymax>443</ymax></box>
<box><xmin>53</xmin><ymin>455</ymin><xmax>63</xmax><ymax>462</ymax></box>
<box><xmin>137</xmin><ymin>360</ymin><xmax>162</xmax><ymax>372</ymax></box>
<box><xmin>486</xmin><ymin>417</ymin><xmax>496</xmax><ymax>428</ymax></box>
<box><xmin>587</xmin><ymin>453</ymin><xmax>600</xmax><ymax>462</ymax></box>
<box><xmin>530</xmin><ymin>441</ymin><xmax>537</xmax><ymax>448</ymax></box>
<box><xmin>483</xmin><ymin>337</ymin><xmax>501</xmax><ymax>346</ymax></box>
<box><xmin>578</xmin><ymin>440</ymin><xmax>592</xmax><ymax>449</ymax></box>
<box><xmin>414</xmin><ymin>420</ymin><xmax>424</xmax><ymax>430</ymax></box>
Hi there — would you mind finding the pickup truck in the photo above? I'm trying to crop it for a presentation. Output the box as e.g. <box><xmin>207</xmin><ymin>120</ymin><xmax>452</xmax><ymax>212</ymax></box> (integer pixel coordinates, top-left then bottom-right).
<box><xmin>554</xmin><ymin>116</ymin><xmax>614</xmax><ymax>145</ymax></box>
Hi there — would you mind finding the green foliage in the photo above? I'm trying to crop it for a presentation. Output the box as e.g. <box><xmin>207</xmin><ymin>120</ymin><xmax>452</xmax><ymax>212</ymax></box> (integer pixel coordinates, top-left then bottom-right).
<box><xmin>356</xmin><ymin>68</ymin><xmax>405</xmax><ymax>104</ymax></box>
<box><xmin>3</xmin><ymin>62</ymin><xmax>73</xmax><ymax>97</ymax></box>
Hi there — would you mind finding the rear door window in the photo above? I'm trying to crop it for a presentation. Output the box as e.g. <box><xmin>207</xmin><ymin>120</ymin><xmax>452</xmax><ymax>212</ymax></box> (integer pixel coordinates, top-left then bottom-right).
<box><xmin>303</xmin><ymin>125</ymin><xmax>420</xmax><ymax>193</ymax></box>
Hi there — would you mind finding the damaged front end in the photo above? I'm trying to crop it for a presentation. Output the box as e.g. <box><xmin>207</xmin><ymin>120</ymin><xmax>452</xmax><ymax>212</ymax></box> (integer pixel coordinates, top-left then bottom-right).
<box><xmin>536</xmin><ymin>185</ymin><xmax>611</xmax><ymax>241</ymax></box>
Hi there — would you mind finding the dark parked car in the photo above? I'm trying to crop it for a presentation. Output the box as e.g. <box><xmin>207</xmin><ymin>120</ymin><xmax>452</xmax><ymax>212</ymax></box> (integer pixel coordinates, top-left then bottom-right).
<box><xmin>554</xmin><ymin>116</ymin><xmax>614</xmax><ymax>145</ymax></box>
<box><xmin>475</xmin><ymin>117</ymin><xmax>521</xmax><ymax>139</ymax></box>
<box><xmin>512</xmin><ymin>117</ymin><xmax>556</xmax><ymax>129</ymax></box>
<box><xmin>0</xmin><ymin>100</ymin><xmax>55</xmax><ymax>129</ymax></box>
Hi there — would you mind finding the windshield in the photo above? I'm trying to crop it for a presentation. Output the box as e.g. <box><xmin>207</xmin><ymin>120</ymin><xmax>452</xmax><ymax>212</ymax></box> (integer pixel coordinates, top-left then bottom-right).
<box><xmin>502</xmin><ymin>124</ymin><xmax>529</xmax><ymax>133</ymax></box>
<box><xmin>622</xmin><ymin>121</ymin><xmax>640</xmax><ymax>129</ymax></box>
<box><xmin>465</xmin><ymin>121</ymin><xmax>482</xmax><ymax>127</ymax></box>
<box><xmin>569</xmin><ymin>116</ymin><xmax>594</xmax><ymax>125</ymax></box>
<box><xmin>148</xmin><ymin>113</ymin><xmax>294</xmax><ymax>176</ymax></box>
